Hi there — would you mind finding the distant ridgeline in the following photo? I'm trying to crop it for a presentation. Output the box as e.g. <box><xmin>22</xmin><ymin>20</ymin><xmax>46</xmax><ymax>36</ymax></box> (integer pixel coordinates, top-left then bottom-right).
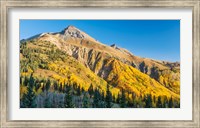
<box><xmin>20</xmin><ymin>25</ymin><xmax>180</xmax><ymax>108</ymax></box>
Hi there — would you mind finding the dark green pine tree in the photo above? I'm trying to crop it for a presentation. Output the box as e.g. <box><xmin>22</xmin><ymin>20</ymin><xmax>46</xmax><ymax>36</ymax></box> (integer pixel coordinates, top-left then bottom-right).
<box><xmin>83</xmin><ymin>93</ymin><xmax>90</xmax><ymax>108</ymax></box>
<box><xmin>88</xmin><ymin>84</ymin><xmax>94</xmax><ymax>97</ymax></box>
<box><xmin>35</xmin><ymin>80</ymin><xmax>40</xmax><ymax>92</ymax></box>
<box><xmin>94</xmin><ymin>89</ymin><xmax>106</xmax><ymax>108</ymax></box>
<box><xmin>163</xmin><ymin>96</ymin><xmax>169</xmax><ymax>108</ymax></box>
<box><xmin>174</xmin><ymin>100</ymin><xmax>180</xmax><ymax>108</ymax></box>
<box><xmin>112</xmin><ymin>95</ymin><xmax>116</xmax><ymax>103</ymax></box>
<box><xmin>156</xmin><ymin>96</ymin><xmax>163</xmax><ymax>108</ymax></box>
<box><xmin>120</xmin><ymin>89</ymin><xmax>126</xmax><ymax>108</ymax></box>
<box><xmin>20</xmin><ymin>75</ymin><xmax>23</xmax><ymax>85</ymax></box>
<box><xmin>29</xmin><ymin>73</ymin><xmax>35</xmax><ymax>87</ymax></box>
<box><xmin>101</xmin><ymin>91</ymin><xmax>105</xmax><ymax>101</ymax></box>
<box><xmin>145</xmin><ymin>94</ymin><xmax>153</xmax><ymax>108</ymax></box>
<box><xmin>21</xmin><ymin>84</ymin><xmax>37</xmax><ymax>108</ymax></box>
<box><xmin>93</xmin><ymin>88</ymin><xmax>103</xmax><ymax>108</ymax></box>
<box><xmin>105</xmin><ymin>84</ymin><xmax>112</xmax><ymax>108</ymax></box>
<box><xmin>59</xmin><ymin>83</ymin><xmax>63</xmax><ymax>93</ymax></box>
<box><xmin>45</xmin><ymin>79</ymin><xmax>51</xmax><ymax>91</ymax></box>
<box><xmin>127</xmin><ymin>98</ymin><xmax>132</xmax><ymax>107</ymax></box>
<box><xmin>153</xmin><ymin>95</ymin><xmax>156</xmax><ymax>104</ymax></box>
<box><xmin>132</xmin><ymin>93</ymin><xmax>137</xmax><ymax>107</ymax></box>
<box><xmin>64</xmin><ymin>86</ymin><xmax>74</xmax><ymax>108</ymax></box>
<box><xmin>168</xmin><ymin>96</ymin><xmax>174</xmax><ymax>108</ymax></box>
<box><xmin>81</xmin><ymin>87</ymin><xmax>85</xmax><ymax>93</ymax></box>
<box><xmin>21</xmin><ymin>74</ymin><xmax>37</xmax><ymax>108</ymax></box>
<box><xmin>53</xmin><ymin>81</ymin><xmax>58</xmax><ymax>91</ymax></box>
<box><xmin>132</xmin><ymin>96</ymin><xmax>136</xmax><ymax>108</ymax></box>
<box><xmin>23</xmin><ymin>76</ymin><xmax>29</xmax><ymax>86</ymax></box>
<box><xmin>77</xmin><ymin>86</ymin><xmax>81</xmax><ymax>96</ymax></box>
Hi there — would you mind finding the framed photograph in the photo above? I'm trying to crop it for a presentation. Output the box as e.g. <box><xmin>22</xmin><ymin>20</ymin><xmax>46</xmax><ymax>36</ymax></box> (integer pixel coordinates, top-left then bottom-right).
<box><xmin>0</xmin><ymin>0</ymin><xmax>199</xmax><ymax>127</ymax></box>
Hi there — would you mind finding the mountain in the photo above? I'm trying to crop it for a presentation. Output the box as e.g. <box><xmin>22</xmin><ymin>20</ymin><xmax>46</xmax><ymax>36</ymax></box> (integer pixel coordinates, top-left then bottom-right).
<box><xmin>20</xmin><ymin>25</ymin><xmax>180</xmax><ymax>108</ymax></box>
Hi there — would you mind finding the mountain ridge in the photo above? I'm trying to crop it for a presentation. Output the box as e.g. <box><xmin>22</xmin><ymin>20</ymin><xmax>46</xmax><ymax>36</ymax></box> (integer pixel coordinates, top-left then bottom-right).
<box><xmin>21</xmin><ymin>25</ymin><xmax>179</xmax><ymax>63</ymax></box>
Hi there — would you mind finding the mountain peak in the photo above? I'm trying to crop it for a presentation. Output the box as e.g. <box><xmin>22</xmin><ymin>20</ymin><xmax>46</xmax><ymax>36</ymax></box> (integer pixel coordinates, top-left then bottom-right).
<box><xmin>60</xmin><ymin>25</ymin><xmax>101</xmax><ymax>44</ymax></box>
<box><xmin>61</xmin><ymin>25</ymin><xmax>85</xmax><ymax>39</ymax></box>
<box><xmin>65</xmin><ymin>25</ymin><xmax>76</xmax><ymax>30</ymax></box>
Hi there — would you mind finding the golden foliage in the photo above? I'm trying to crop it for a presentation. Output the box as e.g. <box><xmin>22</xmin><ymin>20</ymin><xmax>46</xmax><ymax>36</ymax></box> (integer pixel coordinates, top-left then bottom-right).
<box><xmin>20</xmin><ymin>39</ymin><xmax>180</xmax><ymax>103</ymax></box>
<box><xmin>104</xmin><ymin>58</ymin><xmax>179</xmax><ymax>100</ymax></box>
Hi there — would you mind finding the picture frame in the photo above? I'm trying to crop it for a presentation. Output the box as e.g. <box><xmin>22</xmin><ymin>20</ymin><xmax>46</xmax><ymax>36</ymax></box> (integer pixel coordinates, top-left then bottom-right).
<box><xmin>0</xmin><ymin>0</ymin><xmax>199</xmax><ymax>127</ymax></box>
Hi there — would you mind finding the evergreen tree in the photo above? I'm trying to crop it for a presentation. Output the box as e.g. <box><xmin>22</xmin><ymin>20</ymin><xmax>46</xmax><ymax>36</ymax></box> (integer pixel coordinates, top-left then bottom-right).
<box><xmin>23</xmin><ymin>76</ymin><xmax>29</xmax><ymax>86</ymax></box>
<box><xmin>93</xmin><ymin>88</ymin><xmax>106</xmax><ymax>108</ymax></box>
<box><xmin>64</xmin><ymin>86</ymin><xmax>74</xmax><ymax>108</ymax></box>
<box><xmin>53</xmin><ymin>81</ymin><xmax>58</xmax><ymax>91</ymax></box>
<box><xmin>132</xmin><ymin>93</ymin><xmax>137</xmax><ymax>107</ymax></box>
<box><xmin>93</xmin><ymin>88</ymin><xmax>100</xmax><ymax>108</ymax></box>
<box><xmin>73</xmin><ymin>83</ymin><xmax>77</xmax><ymax>94</ymax></box>
<box><xmin>46</xmin><ymin>79</ymin><xmax>51</xmax><ymax>91</ymax></box>
<box><xmin>21</xmin><ymin>84</ymin><xmax>37</xmax><ymax>108</ymax></box>
<box><xmin>105</xmin><ymin>84</ymin><xmax>112</xmax><ymax>108</ymax></box>
<box><xmin>156</xmin><ymin>96</ymin><xmax>162</xmax><ymax>108</ymax></box>
<box><xmin>88</xmin><ymin>84</ymin><xmax>94</xmax><ymax>97</ymax></box>
<box><xmin>81</xmin><ymin>87</ymin><xmax>85</xmax><ymax>93</ymax></box>
<box><xmin>153</xmin><ymin>95</ymin><xmax>156</xmax><ymax>104</ymax></box>
<box><xmin>77</xmin><ymin>86</ymin><xmax>81</xmax><ymax>96</ymax></box>
<box><xmin>168</xmin><ymin>96</ymin><xmax>174</xmax><ymax>108</ymax></box>
<box><xmin>59</xmin><ymin>83</ymin><xmax>63</xmax><ymax>92</ymax></box>
<box><xmin>132</xmin><ymin>96</ymin><xmax>136</xmax><ymax>108</ymax></box>
<box><xmin>120</xmin><ymin>89</ymin><xmax>126</xmax><ymax>108</ymax></box>
<box><xmin>127</xmin><ymin>98</ymin><xmax>133</xmax><ymax>107</ymax></box>
<box><xmin>145</xmin><ymin>94</ymin><xmax>153</xmax><ymax>108</ymax></box>
<box><xmin>112</xmin><ymin>95</ymin><xmax>116</xmax><ymax>103</ymax></box>
<box><xmin>83</xmin><ymin>93</ymin><xmax>90</xmax><ymax>108</ymax></box>
<box><xmin>101</xmin><ymin>91</ymin><xmax>105</xmax><ymax>101</ymax></box>
<box><xmin>35</xmin><ymin>81</ymin><xmax>40</xmax><ymax>92</ymax></box>
<box><xmin>20</xmin><ymin>76</ymin><xmax>23</xmax><ymax>85</ymax></box>
<box><xmin>174</xmin><ymin>100</ymin><xmax>180</xmax><ymax>108</ymax></box>
<box><xmin>29</xmin><ymin>73</ymin><xmax>35</xmax><ymax>88</ymax></box>
<box><xmin>163</xmin><ymin>96</ymin><xmax>168</xmax><ymax>108</ymax></box>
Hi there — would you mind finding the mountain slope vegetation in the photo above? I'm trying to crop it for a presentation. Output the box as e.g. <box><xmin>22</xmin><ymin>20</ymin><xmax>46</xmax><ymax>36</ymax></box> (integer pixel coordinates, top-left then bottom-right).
<box><xmin>20</xmin><ymin>25</ymin><xmax>180</xmax><ymax>108</ymax></box>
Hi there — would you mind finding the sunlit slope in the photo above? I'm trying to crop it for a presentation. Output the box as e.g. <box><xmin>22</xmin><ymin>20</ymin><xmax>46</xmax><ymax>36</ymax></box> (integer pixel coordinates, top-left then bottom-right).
<box><xmin>34</xmin><ymin>27</ymin><xmax>180</xmax><ymax>95</ymax></box>
<box><xmin>20</xmin><ymin>40</ymin><xmax>119</xmax><ymax>96</ymax></box>
<box><xmin>102</xmin><ymin>58</ymin><xmax>179</xmax><ymax>100</ymax></box>
<box><xmin>20</xmin><ymin>40</ymin><xmax>179</xmax><ymax>100</ymax></box>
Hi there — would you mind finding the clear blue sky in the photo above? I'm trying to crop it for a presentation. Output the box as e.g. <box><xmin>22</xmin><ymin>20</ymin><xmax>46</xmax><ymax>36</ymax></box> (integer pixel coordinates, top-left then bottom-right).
<box><xmin>20</xmin><ymin>20</ymin><xmax>180</xmax><ymax>62</ymax></box>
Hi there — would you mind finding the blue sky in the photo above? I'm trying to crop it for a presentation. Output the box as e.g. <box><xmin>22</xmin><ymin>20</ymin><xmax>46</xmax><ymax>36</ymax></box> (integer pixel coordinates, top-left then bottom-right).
<box><xmin>20</xmin><ymin>20</ymin><xmax>180</xmax><ymax>62</ymax></box>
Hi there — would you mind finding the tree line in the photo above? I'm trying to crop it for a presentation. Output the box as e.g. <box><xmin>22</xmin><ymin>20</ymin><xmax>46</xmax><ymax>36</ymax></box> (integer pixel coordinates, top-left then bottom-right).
<box><xmin>20</xmin><ymin>74</ymin><xmax>180</xmax><ymax>108</ymax></box>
